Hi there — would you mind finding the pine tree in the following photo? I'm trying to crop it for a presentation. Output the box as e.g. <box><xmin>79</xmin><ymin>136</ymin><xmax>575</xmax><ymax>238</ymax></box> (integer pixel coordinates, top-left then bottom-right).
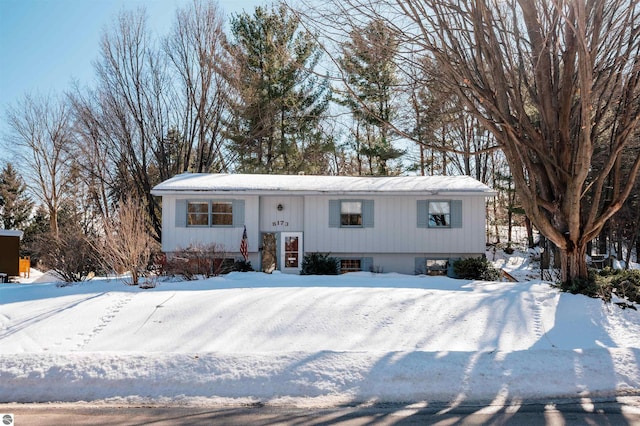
<box><xmin>338</xmin><ymin>18</ymin><xmax>404</xmax><ymax>176</ymax></box>
<box><xmin>0</xmin><ymin>164</ymin><xmax>33</xmax><ymax>230</ymax></box>
<box><xmin>222</xmin><ymin>3</ymin><xmax>332</xmax><ymax>174</ymax></box>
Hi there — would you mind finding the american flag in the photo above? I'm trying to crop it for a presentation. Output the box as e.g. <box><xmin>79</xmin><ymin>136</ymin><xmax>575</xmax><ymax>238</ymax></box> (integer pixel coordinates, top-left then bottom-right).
<box><xmin>240</xmin><ymin>225</ymin><xmax>248</xmax><ymax>261</ymax></box>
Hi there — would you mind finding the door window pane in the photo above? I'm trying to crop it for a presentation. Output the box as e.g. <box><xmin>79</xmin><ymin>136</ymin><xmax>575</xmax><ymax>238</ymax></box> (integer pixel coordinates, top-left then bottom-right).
<box><xmin>284</xmin><ymin>236</ymin><xmax>299</xmax><ymax>268</ymax></box>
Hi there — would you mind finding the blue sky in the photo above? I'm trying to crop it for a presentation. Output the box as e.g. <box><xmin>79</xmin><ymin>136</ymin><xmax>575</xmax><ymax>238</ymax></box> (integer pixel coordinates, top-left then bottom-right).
<box><xmin>0</xmin><ymin>0</ymin><xmax>266</xmax><ymax>155</ymax></box>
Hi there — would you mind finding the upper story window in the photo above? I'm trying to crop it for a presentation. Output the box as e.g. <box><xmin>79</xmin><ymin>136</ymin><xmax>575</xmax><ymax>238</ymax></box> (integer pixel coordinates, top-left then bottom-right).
<box><xmin>187</xmin><ymin>201</ymin><xmax>209</xmax><ymax>226</ymax></box>
<box><xmin>341</xmin><ymin>201</ymin><xmax>362</xmax><ymax>227</ymax></box>
<box><xmin>187</xmin><ymin>201</ymin><xmax>234</xmax><ymax>227</ymax></box>
<box><xmin>211</xmin><ymin>202</ymin><xmax>233</xmax><ymax>225</ymax></box>
<box><xmin>429</xmin><ymin>201</ymin><xmax>450</xmax><ymax>227</ymax></box>
<box><xmin>417</xmin><ymin>199</ymin><xmax>462</xmax><ymax>229</ymax></box>
<box><xmin>329</xmin><ymin>199</ymin><xmax>374</xmax><ymax>228</ymax></box>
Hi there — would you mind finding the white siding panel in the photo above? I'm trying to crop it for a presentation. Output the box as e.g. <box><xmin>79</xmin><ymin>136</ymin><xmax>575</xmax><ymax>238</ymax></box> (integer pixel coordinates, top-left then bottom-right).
<box><xmin>303</xmin><ymin>195</ymin><xmax>486</xmax><ymax>255</ymax></box>
<box><xmin>161</xmin><ymin>194</ymin><xmax>260</xmax><ymax>254</ymax></box>
<box><xmin>260</xmin><ymin>196</ymin><xmax>304</xmax><ymax>232</ymax></box>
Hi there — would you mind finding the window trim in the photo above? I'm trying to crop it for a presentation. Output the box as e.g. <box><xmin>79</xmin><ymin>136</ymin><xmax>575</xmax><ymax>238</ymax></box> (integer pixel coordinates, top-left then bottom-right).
<box><xmin>338</xmin><ymin>257</ymin><xmax>373</xmax><ymax>273</ymax></box>
<box><xmin>417</xmin><ymin>199</ymin><xmax>462</xmax><ymax>229</ymax></box>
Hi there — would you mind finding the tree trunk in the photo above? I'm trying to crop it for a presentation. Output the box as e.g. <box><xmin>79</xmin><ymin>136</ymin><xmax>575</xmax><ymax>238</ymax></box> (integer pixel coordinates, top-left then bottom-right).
<box><xmin>560</xmin><ymin>242</ymin><xmax>589</xmax><ymax>284</ymax></box>
<box><xmin>49</xmin><ymin>209</ymin><xmax>59</xmax><ymax>239</ymax></box>
<box><xmin>525</xmin><ymin>216</ymin><xmax>534</xmax><ymax>248</ymax></box>
<box><xmin>598</xmin><ymin>224</ymin><xmax>608</xmax><ymax>255</ymax></box>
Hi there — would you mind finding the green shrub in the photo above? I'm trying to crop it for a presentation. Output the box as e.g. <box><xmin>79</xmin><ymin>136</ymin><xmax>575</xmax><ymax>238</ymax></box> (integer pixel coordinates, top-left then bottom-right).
<box><xmin>599</xmin><ymin>269</ymin><xmax>640</xmax><ymax>305</ymax></box>
<box><xmin>560</xmin><ymin>269</ymin><xmax>608</xmax><ymax>299</ymax></box>
<box><xmin>233</xmin><ymin>260</ymin><xmax>254</xmax><ymax>272</ymax></box>
<box><xmin>301</xmin><ymin>252</ymin><xmax>338</xmax><ymax>275</ymax></box>
<box><xmin>560</xmin><ymin>268</ymin><xmax>639</xmax><ymax>308</ymax></box>
<box><xmin>453</xmin><ymin>257</ymin><xmax>501</xmax><ymax>280</ymax></box>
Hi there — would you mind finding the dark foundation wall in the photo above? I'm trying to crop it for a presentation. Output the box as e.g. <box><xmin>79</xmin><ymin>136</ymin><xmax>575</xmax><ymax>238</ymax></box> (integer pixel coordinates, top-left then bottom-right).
<box><xmin>0</xmin><ymin>235</ymin><xmax>20</xmax><ymax>276</ymax></box>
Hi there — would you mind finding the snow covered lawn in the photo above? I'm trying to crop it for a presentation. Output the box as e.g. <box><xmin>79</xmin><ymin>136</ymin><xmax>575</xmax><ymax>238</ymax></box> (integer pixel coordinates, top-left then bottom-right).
<box><xmin>1</xmin><ymin>270</ymin><xmax>639</xmax><ymax>406</ymax></box>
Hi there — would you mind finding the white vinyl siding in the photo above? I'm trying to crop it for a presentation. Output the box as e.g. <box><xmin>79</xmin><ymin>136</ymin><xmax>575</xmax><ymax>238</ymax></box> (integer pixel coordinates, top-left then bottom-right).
<box><xmin>163</xmin><ymin>195</ymin><xmax>258</xmax><ymax>254</ymax></box>
<box><xmin>305</xmin><ymin>195</ymin><xmax>485</xmax><ymax>254</ymax></box>
<box><xmin>259</xmin><ymin>196</ymin><xmax>304</xmax><ymax>232</ymax></box>
<box><xmin>161</xmin><ymin>193</ymin><xmax>487</xmax><ymax>272</ymax></box>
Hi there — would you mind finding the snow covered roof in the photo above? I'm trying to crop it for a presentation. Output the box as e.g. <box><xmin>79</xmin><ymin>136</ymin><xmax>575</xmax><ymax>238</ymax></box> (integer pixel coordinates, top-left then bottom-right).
<box><xmin>152</xmin><ymin>173</ymin><xmax>496</xmax><ymax>196</ymax></box>
<box><xmin>0</xmin><ymin>229</ymin><xmax>23</xmax><ymax>239</ymax></box>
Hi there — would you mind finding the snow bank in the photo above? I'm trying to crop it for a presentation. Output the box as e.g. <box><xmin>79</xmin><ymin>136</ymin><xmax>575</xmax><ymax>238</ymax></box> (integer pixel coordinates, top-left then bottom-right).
<box><xmin>1</xmin><ymin>271</ymin><xmax>639</xmax><ymax>406</ymax></box>
<box><xmin>1</xmin><ymin>349</ymin><xmax>639</xmax><ymax>405</ymax></box>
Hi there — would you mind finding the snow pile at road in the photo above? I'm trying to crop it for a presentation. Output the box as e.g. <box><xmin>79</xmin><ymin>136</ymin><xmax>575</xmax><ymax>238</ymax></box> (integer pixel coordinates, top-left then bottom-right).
<box><xmin>1</xmin><ymin>269</ymin><xmax>639</xmax><ymax>406</ymax></box>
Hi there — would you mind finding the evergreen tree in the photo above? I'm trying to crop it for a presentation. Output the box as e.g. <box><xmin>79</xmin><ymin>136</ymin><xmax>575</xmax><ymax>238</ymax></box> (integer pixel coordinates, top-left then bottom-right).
<box><xmin>338</xmin><ymin>18</ymin><xmax>403</xmax><ymax>176</ymax></box>
<box><xmin>20</xmin><ymin>204</ymin><xmax>49</xmax><ymax>261</ymax></box>
<box><xmin>222</xmin><ymin>3</ymin><xmax>332</xmax><ymax>174</ymax></box>
<box><xmin>0</xmin><ymin>164</ymin><xmax>33</xmax><ymax>230</ymax></box>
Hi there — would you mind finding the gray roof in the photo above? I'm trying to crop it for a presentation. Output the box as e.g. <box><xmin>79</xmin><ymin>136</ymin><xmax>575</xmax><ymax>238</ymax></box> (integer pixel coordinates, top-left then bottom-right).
<box><xmin>152</xmin><ymin>173</ymin><xmax>496</xmax><ymax>196</ymax></box>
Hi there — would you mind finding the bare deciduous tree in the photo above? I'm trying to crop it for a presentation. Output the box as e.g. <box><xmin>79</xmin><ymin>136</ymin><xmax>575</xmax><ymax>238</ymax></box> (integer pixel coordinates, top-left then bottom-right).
<box><xmin>5</xmin><ymin>94</ymin><xmax>75</xmax><ymax>238</ymax></box>
<box><xmin>164</xmin><ymin>0</ymin><xmax>229</xmax><ymax>173</ymax></box>
<box><xmin>91</xmin><ymin>8</ymin><xmax>172</xmax><ymax>241</ymax></box>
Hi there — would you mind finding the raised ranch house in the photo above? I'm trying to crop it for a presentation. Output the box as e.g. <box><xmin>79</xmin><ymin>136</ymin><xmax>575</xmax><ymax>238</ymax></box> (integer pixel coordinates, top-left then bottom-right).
<box><xmin>151</xmin><ymin>173</ymin><xmax>496</xmax><ymax>275</ymax></box>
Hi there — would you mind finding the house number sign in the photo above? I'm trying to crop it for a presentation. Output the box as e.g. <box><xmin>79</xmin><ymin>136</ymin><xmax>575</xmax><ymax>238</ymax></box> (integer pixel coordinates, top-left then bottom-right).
<box><xmin>272</xmin><ymin>220</ymin><xmax>289</xmax><ymax>227</ymax></box>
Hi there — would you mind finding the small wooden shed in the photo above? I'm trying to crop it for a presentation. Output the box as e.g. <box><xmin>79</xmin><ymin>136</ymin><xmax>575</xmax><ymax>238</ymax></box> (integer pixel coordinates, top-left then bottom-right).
<box><xmin>0</xmin><ymin>229</ymin><xmax>23</xmax><ymax>281</ymax></box>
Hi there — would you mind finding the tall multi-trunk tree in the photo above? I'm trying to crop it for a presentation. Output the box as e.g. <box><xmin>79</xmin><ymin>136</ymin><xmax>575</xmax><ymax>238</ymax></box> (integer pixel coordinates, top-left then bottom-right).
<box><xmin>222</xmin><ymin>3</ymin><xmax>331</xmax><ymax>174</ymax></box>
<box><xmin>306</xmin><ymin>0</ymin><xmax>640</xmax><ymax>283</ymax></box>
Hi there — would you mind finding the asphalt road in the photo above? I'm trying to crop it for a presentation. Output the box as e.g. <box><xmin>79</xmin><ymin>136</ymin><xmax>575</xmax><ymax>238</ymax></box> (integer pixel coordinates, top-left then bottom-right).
<box><xmin>2</xmin><ymin>398</ymin><xmax>640</xmax><ymax>425</ymax></box>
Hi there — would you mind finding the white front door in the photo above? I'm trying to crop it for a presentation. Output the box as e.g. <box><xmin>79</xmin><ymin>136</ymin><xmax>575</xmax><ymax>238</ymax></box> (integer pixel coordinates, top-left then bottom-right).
<box><xmin>281</xmin><ymin>232</ymin><xmax>303</xmax><ymax>273</ymax></box>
